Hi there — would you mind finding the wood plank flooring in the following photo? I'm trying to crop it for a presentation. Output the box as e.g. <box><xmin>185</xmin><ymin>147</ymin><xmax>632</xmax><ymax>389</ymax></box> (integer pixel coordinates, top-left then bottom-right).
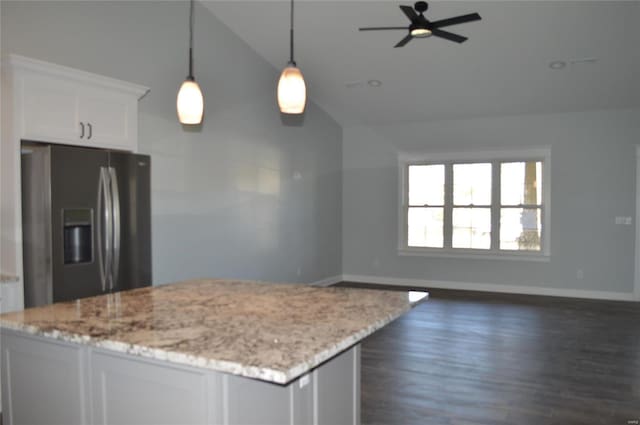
<box><xmin>337</xmin><ymin>282</ymin><xmax>640</xmax><ymax>425</ymax></box>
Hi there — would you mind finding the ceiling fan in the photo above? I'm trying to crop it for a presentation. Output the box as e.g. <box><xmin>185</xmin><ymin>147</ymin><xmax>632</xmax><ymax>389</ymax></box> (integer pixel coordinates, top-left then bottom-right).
<box><xmin>359</xmin><ymin>1</ymin><xmax>481</xmax><ymax>48</ymax></box>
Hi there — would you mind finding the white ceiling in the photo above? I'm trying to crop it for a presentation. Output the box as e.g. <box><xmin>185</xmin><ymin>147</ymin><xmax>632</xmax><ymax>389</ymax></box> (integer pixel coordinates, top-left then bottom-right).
<box><xmin>205</xmin><ymin>1</ymin><xmax>640</xmax><ymax>126</ymax></box>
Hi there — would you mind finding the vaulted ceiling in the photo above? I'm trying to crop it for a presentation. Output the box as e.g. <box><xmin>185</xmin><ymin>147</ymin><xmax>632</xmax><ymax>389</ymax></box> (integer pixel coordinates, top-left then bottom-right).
<box><xmin>206</xmin><ymin>1</ymin><xmax>640</xmax><ymax>126</ymax></box>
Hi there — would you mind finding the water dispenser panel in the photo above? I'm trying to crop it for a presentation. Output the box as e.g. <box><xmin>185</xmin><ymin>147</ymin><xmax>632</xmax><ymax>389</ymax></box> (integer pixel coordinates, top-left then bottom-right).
<box><xmin>63</xmin><ymin>209</ymin><xmax>93</xmax><ymax>264</ymax></box>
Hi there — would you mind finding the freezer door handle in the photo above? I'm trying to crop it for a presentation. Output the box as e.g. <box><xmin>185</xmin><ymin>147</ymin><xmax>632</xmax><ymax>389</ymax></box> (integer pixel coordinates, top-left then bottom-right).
<box><xmin>96</xmin><ymin>167</ymin><xmax>108</xmax><ymax>292</ymax></box>
<box><xmin>108</xmin><ymin>167</ymin><xmax>121</xmax><ymax>291</ymax></box>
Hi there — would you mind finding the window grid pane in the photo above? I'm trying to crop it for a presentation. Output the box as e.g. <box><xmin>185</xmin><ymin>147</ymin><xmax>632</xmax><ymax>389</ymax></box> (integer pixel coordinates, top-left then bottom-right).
<box><xmin>408</xmin><ymin>207</ymin><xmax>444</xmax><ymax>248</ymax></box>
<box><xmin>500</xmin><ymin>161</ymin><xmax>542</xmax><ymax>206</ymax></box>
<box><xmin>408</xmin><ymin>164</ymin><xmax>445</xmax><ymax>206</ymax></box>
<box><xmin>499</xmin><ymin>207</ymin><xmax>542</xmax><ymax>251</ymax></box>
<box><xmin>453</xmin><ymin>163</ymin><xmax>492</xmax><ymax>206</ymax></box>
<box><xmin>452</xmin><ymin>207</ymin><xmax>491</xmax><ymax>249</ymax></box>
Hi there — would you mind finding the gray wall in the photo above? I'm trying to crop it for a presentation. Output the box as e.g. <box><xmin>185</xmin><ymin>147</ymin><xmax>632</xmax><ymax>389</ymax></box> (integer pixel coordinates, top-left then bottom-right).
<box><xmin>343</xmin><ymin>109</ymin><xmax>640</xmax><ymax>294</ymax></box>
<box><xmin>1</xmin><ymin>1</ymin><xmax>342</xmax><ymax>285</ymax></box>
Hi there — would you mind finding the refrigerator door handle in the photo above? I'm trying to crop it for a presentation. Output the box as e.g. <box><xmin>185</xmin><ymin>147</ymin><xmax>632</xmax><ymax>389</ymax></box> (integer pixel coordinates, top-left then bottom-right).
<box><xmin>104</xmin><ymin>167</ymin><xmax>113</xmax><ymax>292</ymax></box>
<box><xmin>108</xmin><ymin>167</ymin><xmax>121</xmax><ymax>291</ymax></box>
<box><xmin>96</xmin><ymin>167</ymin><xmax>108</xmax><ymax>292</ymax></box>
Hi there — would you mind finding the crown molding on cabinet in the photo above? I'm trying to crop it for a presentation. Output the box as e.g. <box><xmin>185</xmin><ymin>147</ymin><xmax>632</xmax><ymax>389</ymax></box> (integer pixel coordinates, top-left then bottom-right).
<box><xmin>8</xmin><ymin>55</ymin><xmax>149</xmax><ymax>100</ymax></box>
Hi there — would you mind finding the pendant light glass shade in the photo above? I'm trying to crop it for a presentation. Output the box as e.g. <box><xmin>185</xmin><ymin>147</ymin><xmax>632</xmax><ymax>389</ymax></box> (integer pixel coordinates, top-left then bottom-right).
<box><xmin>278</xmin><ymin>0</ymin><xmax>306</xmax><ymax>115</ymax></box>
<box><xmin>277</xmin><ymin>64</ymin><xmax>306</xmax><ymax>114</ymax></box>
<box><xmin>177</xmin><ymin>78</ymin><xmax>204</xmax><ymax>124</ymax></box>
<box><xmin>177</xmin><ymin>0</ymin><xmax>203</xmax><ymax>125</ymax></box>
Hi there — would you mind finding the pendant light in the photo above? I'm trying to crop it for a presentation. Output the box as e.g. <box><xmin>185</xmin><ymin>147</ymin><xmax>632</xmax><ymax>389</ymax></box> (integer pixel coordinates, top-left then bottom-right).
<box><xmin>277</xmin><ymin>0</ymin><xmax>306</xmax><ymax>114</ymax></box>
<box><xmin>177</xmin><ymin>0</ymin><xmax>204</xmax><ymax>125</ymax></box>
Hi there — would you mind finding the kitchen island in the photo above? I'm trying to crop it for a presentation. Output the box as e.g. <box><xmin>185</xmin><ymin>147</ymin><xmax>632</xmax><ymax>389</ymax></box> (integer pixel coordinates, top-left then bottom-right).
<box><xmin>0</xmin><ymin>278</ymin><xmax>427</xmax><ymax>425</ymax></box>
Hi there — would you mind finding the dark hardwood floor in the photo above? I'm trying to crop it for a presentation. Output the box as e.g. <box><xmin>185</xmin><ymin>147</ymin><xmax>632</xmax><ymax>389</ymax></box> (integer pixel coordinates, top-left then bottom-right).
<box><xmin>337</xmin><ymin>282</ymin><xmax>640</xmax><ymax>425</ymax></box>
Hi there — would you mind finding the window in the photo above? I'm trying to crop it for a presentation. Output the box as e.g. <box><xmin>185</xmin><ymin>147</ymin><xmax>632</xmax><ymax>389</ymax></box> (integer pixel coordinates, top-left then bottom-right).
<box><xmin>399</xmin><ymin>148</ymin><xmax>550</xmax><ymax>260</ymax></box>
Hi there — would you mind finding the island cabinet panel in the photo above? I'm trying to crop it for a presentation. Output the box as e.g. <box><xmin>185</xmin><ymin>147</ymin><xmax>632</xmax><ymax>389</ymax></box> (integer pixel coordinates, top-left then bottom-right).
<box><xmin>315</xmin><ymin>345</ymin><xmax>361</xmax><ymax>425</ymax></box>
<box><xmin>0</xmin><ymin>332</ymin><xmax>88</xmax><ymax>425</ymax></box>
<box><xmin>90</xmin><ymin>350</ymin><xmax>209</xmax><ymax>425</ymax></box>
<box><xmin>225</xmin><ymin>375</ymin><xmax>294</xmax><ymax>425</ymax></box>
<box><xmin>292</xmin><ymin>372</ymin><xmax>314</xmax><ymax>425</ymax></box>
<box><xmin>0</xmin><ymin>328</ymin><xmax>363</xmax><ymax>425</ymax></box>
<box><xmin>224</xmin><ymin>347</ymin><xmax>358</xmax><ymax>425</ymax></box>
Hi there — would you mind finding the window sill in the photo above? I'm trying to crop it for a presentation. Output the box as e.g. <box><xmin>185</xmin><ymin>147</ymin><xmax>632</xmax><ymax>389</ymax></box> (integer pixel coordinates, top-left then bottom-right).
<box><xmin>398</xmin><ymin>248</ymin><xmax>551</xmax><ymax>262</ymax></box>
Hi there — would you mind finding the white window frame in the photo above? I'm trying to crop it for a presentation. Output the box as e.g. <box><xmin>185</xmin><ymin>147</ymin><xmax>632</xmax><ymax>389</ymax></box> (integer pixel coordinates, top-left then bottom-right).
<box><xmin>398</xmin><ymin>147</ymin><xmax>551</xmax><ymax>262</ymax></box>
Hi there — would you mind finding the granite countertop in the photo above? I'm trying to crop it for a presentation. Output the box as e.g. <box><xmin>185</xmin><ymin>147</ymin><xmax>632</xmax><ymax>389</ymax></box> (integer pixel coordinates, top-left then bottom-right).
<box><xmin>0</xmin><ymin>278</ymin><xmax>427</xmax><ymax>384</ymax></box>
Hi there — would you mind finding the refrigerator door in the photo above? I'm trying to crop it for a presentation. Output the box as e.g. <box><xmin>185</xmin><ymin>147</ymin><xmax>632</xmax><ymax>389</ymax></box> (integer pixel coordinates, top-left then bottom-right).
<box><xmin>108</xmin><ymin>152</ymin><xmax>152</xmax><ymax>291</ymax></box>
<box><xmin>50</xmin><ymin>145</ymin><xmax>109</xmax><ymax>303</ymax></box>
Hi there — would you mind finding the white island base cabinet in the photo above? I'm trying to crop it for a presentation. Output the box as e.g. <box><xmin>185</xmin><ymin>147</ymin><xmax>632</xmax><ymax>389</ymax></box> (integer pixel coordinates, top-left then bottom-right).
<box><xmin>0</xmin><ymin>330</ymin><xmax>360</xmax><ymax>425</ymax></box>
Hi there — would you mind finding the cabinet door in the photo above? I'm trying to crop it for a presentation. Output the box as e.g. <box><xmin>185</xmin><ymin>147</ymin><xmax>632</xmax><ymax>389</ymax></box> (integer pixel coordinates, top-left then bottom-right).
<box><xmin>20</xmin><ymin>72</ymin><xmax>82</xmax><ymax>144</ymax></box>
<box><xmin>79</xmin><ymin>86</ymin><xmax>138</xmax><ymax>151</ymax></box>
<box><xmin>1</xmin><ymin>332</ymin><xmax>88</xmax><ymax>425</ymax></box>
<box><xmin>315</xmin><ymin>345</ymin><xmax>361</xmax><ymax>425</ymax></box>
<box><xmin>91</xmin><ymin>351</ymin><xmax>208</xmax><ymax>425</ymax></box>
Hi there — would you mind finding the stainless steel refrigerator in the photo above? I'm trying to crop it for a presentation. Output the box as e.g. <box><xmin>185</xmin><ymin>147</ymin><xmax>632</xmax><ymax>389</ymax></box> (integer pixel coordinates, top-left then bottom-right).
<box><xmin>21</xmin><ymin>142</ymin><xmax>152</xmax><ymax>308</ymax></box>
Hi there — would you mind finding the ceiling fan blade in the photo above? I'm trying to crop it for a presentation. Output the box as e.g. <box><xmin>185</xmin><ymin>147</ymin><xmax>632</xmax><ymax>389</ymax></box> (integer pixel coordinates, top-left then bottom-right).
<box><xmin>394</xmin><ymin>34</ymin><xmax>413</xmax><ymax>48</ymax></box>
<box><xmin>431</xmin><ymin>28</ymin><xmax>467</xmax><ymax>43</ymax></box>
<box><xmin>359</xmin><ymin>27</ymin><xmax>408</xmax><ymax>31</ymax></box>
<box><xmin>399</xmin><ymin>5</ymin><xmax>419</xmax><ymax>22</ymax></box>
<box><xmin>430</xmin><ymin>13</ymin><xmax>481</xmax><ymax>29</ymax></box>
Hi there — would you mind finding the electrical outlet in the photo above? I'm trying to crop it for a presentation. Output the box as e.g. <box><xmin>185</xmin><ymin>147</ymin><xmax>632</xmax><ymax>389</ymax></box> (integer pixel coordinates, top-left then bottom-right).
<box><xmin>299</xmin><ymin>373</ymin><xmax>310</xmax><ymax>388</ymax></box>
<box><xmin>615</xmin><ymin>216</ymin><xmax>633</xmax><ymax>225</ymax></box>
<box><xmin>577</xmin><ymin>269</ymin><xmax>584</xmax><ymax>280</ymax></box>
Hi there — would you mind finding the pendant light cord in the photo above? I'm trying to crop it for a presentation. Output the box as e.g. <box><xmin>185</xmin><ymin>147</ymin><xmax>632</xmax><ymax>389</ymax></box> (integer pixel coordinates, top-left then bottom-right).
<box><xmin>289</xmin><ymin>0</ymin><xmax>295</xmax><ymax>65</ymax></box>
<box><xmin>188</xmin><ymin>0</ymin><xmax>195</xmax><ymax>79</ymax></box>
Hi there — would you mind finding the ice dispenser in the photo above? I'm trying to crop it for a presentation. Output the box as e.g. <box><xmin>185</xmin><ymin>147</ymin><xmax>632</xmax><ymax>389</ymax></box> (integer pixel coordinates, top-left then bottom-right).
<box><xmin>63</xmin><ymin>209</ymin><xmax>93</xmax><ymax>264</ymax></box>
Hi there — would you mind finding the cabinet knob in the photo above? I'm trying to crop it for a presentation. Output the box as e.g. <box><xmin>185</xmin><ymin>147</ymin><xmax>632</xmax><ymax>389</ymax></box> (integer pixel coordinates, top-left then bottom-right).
<box><xmin>87</xmin><ymin>123</ymin><xmax>93</xmax><ymax>140</ymax></box>
<box><xmin>80</xmin><ymin>122</ymin><xmax>85</xmax><ymax>139</ymax></box>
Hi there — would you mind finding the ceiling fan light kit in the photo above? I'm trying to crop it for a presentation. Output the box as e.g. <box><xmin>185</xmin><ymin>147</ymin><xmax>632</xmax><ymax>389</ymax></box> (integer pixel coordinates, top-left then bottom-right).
<box><xmin>177</xmin><ymin>0</ymin><xmax>204</xmax><ymax>125</ymax></box>
<box><xmin>410</xmin><ymin>27</ymin><xmax>432</xmax><ymax>38</ymax></box>
<box><xmin>277</xmin><ymin>0</ymin><xmax>307</xmax><ymax>114</ymax></box>
<box><xmin>359</xmin><ymin>1</ymin><xmax>481</xmax><ymax>48</ymax></box>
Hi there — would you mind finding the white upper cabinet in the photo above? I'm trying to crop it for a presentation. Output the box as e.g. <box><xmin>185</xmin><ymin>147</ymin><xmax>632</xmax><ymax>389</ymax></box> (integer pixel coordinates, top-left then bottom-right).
<box><xmin>20</xmin><ymin>72</ymin><xmax>81</xmax><ymax>144</ymax></box>
<box><xmin>10</xmin><ymin>55</ymin><xmax>149</xmax><ymax>152</ymax></box>
<box><xmin>77</xmin><ymin>85</ymin><xmax>139</xmax><ymax>149</ymax></box>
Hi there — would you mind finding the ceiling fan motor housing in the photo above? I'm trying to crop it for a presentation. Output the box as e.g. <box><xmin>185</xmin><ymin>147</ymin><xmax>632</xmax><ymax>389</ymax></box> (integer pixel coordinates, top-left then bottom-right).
<box><xmin>410</xmin><ymin>3</ymin><xmax>431</xmax><ymax>37</ymax></box>
<box><xmin>415</xmin><ymin>2</ymin><xmax>429</xmax><ymax>13</ymax></box>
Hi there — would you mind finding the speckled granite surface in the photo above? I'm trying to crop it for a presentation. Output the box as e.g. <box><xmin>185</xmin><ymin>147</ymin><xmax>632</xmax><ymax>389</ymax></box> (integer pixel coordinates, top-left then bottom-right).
<box><xmin>0</xmin><ymin>279</ymin><xmax>427</xmax><ymax>384</ymax></box>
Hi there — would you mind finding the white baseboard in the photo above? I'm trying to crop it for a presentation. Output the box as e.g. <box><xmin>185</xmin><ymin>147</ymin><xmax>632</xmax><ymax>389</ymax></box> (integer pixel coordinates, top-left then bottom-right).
<box><xmin>341</xmin><ymin>274</ymin><xmax>637</xmax><ymax>302</ymax></box>
<box><xmin>310</xmin><ymin>275</ymin><xmax>343</xmax><ymax>287</ymax></box>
